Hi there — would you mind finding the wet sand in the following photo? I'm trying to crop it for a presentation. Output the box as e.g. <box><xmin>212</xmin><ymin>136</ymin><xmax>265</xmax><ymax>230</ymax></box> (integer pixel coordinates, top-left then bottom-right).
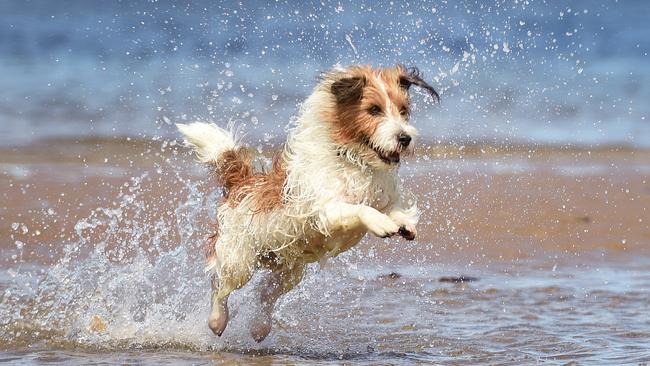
<box><xmin>1</xmin><ymin>138</ymin><xmax>650</xmax><ymax>364</ymax></box>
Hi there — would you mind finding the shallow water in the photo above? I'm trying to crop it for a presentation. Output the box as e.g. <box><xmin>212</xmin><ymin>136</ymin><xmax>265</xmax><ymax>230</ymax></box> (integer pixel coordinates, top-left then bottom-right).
<box><xmin>1</xmin><ymin>139</ymin><xmax>649</xmax><ymax>364</ymax></box>
<box><xmin>2</xmin><ymin>258</ymin><xmax>650</xmax><ymax>364</ymax></box>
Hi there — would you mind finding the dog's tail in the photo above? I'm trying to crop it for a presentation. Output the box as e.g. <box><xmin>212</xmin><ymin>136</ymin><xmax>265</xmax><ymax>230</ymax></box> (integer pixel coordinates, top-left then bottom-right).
<box><xmin>177</xmin><ymin>122</ymin><xmax>253</xmax><ymax>272</ymax></box>
<box><xmin>176</xmin><ymin>122</ymin><xmax>253</xmax><ymax>195</ymax></box>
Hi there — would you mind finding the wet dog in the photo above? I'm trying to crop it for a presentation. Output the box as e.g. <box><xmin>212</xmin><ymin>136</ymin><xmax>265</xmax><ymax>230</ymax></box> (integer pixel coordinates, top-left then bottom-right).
<box><xmin>177</xmin><ymin>64</ymin><xmax>438</xmax><ymax>342</ymax></box>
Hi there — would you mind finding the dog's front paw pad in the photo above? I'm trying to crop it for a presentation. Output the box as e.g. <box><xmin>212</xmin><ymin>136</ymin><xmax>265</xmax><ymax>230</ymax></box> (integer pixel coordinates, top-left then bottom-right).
<box><xmin>398</xmin><ymin>226</ymin><xmax>416</xmax><ymax>241</ymax></box>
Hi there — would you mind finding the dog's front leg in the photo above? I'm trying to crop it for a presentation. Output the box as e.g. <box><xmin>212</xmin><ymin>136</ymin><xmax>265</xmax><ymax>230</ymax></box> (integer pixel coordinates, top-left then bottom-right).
<box><xmin>321</xmin><ymin>202</ymin><xmax>401</xmax><ymax>238</ymax></box>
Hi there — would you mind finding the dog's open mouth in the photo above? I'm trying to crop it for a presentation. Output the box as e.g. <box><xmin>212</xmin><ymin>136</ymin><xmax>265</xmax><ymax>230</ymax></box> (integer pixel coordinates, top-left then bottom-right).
<box><xmin>373</xmin><ymin>147</ymin><xmax>400</xmax><ymax>164</ymax></box>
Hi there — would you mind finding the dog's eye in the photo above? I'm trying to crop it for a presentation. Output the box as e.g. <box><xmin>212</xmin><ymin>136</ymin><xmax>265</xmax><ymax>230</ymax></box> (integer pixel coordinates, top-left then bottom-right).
<box><xmin>368</xmin><ymin>105</ymin><xmax>382</xmax><ymax>116</ymax></box>
<box><xmin>400</xmin><ymin>106</ymin><xmax>409</xmax><ymax>117</ymax></box>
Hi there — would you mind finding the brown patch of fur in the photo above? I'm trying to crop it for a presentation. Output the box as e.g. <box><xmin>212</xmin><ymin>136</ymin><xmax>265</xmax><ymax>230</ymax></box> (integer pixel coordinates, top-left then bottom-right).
<box><xmin>327</xmin><ymin>65</ymin><xmax>411</xmax><ymax>145</ymax></box>
<box><xmin>380</xmin><ymin>65</ymin><xmax>412</xmax><ymax>118</ymax></box>
<box><xmin>212</xmin><ymin>147</ymin><xmax>286</xmax><ymax>212</ymax></box>
<box><xmin>224</xmin><ymin>153</ymin><xmax>287</xmax><ymax>212</ymax></box>
<box><xmin>215</xmin><ymin>147</ymin><xmax>255</xmax><ymax>194</ymax></box>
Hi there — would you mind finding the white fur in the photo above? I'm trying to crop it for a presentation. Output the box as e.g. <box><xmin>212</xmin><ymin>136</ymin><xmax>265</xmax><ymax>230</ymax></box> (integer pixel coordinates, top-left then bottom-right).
<box><xmin>176</xmin><ymin>122</ymin><xmax>238</xmax><ymax>164</ymax></box>
<box><xmin>178</xmin><ymin>67</ymin><xmax>420</xmax><ymax>341</ymax></box>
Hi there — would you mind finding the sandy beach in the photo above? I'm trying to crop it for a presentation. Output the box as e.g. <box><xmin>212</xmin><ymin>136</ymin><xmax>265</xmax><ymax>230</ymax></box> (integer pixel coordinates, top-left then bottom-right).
<box><xmin>1</xmin><ymin>138</ymin><xmax>649</xmax><ymax>364</ymax></box>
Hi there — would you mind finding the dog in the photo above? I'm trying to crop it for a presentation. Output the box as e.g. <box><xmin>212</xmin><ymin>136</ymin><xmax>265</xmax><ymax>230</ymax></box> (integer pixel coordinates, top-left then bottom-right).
<box><xmin>177</xmin><ymin>64</ymin><xmax>438</xmax><ymax>342</ymax></box>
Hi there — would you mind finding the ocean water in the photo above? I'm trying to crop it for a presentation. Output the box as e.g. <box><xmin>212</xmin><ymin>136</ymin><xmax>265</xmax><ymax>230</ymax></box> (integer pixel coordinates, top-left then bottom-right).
<box><xmin>1</xmin><ymin>139</ymin><xmax>650</xmax><ymax>364</ymax></box>
<box><xmin>2</xmin><ymin>1</ymin><xmax>650</xmax><ymax>364</ymax></box>
<box><xmin>0</xmin><ymin>0</ymin><xmax>649</xmax><ymax>146</ymax></box>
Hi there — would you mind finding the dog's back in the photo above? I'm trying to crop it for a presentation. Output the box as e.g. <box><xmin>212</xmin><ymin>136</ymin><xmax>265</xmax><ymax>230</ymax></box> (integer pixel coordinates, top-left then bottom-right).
<box><xmin>177</xmin><ymin>122</ymin><xmax>287</xmax><ymax>269</ymax></box>
<box><xmin>177</xmin><ymin>122</ymin><xmax>286</xmax><ymax>210</ymax></box>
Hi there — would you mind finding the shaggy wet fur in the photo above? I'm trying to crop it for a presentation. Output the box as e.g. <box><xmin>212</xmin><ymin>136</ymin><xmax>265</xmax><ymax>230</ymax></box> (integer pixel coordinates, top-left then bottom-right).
<box><xmin>177</xmin><ymin>64</ymin><xmax>438</xmax><ymax>342</ymax></box>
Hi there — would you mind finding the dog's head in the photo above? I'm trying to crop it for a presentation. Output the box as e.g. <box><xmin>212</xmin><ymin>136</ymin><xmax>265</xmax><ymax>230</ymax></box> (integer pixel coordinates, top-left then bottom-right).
<box><xmin>327</xmin><ymin>64</ymin><xmax>438</xmax><ymax>169</ymax></box>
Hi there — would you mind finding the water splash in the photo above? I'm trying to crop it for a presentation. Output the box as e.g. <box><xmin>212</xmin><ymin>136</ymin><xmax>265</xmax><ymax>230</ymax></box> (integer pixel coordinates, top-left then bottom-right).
<box><xmin>0</xmin><ymin>149</ymin><xmax>390</xmax><ymax>357</ymax></box>
<box><xmin>0</xmin><ymin>155</ymin><xmax>226</xmax><ymax>348</ymax></box>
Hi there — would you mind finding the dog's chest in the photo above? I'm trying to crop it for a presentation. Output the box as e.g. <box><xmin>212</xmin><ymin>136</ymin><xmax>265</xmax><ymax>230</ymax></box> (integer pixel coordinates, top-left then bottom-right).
<box><xmin>341</xmin><ymin>170</ymin><xmax>397</xmax><ymax>212</ymax></box>
<box><xmin>302</xmin><ymin>225</ymin><xmax>367</xmax><ymax>264</ymax></box>
<box><xmin>297</xmin><ymin>167</ymin><xmax>399</xmax><ymax>263</ymax></box>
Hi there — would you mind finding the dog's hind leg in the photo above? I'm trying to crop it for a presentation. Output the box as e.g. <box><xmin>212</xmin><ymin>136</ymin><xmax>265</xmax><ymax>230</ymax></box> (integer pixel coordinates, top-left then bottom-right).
<box><xmin>208</xmin><ymin>252</ymin><xmax>256</xmax><ymax>336</ymax></box>
<box><xmin>208</xmin><ymin>274</ymin><xmax>230</xmax><ymax>336</ymax></box>
<box><xmin>250</xmin><ymin>263</ymin><xmax>305</xmax><ymax>342</ymax></box>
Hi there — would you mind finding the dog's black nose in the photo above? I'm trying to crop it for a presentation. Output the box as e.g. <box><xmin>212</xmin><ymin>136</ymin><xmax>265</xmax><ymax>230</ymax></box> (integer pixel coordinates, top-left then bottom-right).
<box><xmin>398</xmin><ymin>133</ymin><xmax>411</xmax><ymax>147</ymax></box>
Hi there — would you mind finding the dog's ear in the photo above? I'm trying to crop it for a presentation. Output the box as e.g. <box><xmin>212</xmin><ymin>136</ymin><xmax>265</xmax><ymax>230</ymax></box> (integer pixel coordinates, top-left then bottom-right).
<box><xmin>331</xmin><ymin>76</ymin><xmax>366</xmax><ymax>104</ymax></box>
<box><xmin>399</xmin><ymin>66</ymin><xmax>440</xmax><ymax>102</ymax></box>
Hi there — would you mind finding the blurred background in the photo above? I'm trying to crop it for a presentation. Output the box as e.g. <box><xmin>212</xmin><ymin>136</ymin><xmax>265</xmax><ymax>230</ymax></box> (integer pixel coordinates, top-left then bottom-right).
<box><xmin>1</xmin><ymin>0</ymin><xmax>648</xmax><ymax>147</ymax></box>
<box><xmin>2</xmin><ymin>1</ymin><xmax>650</xmax><ymax>364</ymax></box>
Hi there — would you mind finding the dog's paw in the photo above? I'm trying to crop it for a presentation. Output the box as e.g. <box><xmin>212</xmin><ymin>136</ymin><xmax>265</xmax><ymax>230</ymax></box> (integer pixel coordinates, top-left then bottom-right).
<box><xmin>250</xmin><ymin>311</ymin><xmax>273</xmax><ymax>343</ymax></box>
<box><xmin>208</xmin><ymin>312</ymin><xmax>228</xmax><ymax>336</ymax></box>
<box><xmin>388</xmin><ymin>210</ymin><xmax>418</xmax><ymax>241</ymax></box>
<box><xmin>361</xmin><ymin>208</ymin><xmax>401</xmax><ymax>238</ymax></box>
<box><xmin>398</xmin><ymin>225</ymin><xmax>417</xmax><ymax>241</ymax></box>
